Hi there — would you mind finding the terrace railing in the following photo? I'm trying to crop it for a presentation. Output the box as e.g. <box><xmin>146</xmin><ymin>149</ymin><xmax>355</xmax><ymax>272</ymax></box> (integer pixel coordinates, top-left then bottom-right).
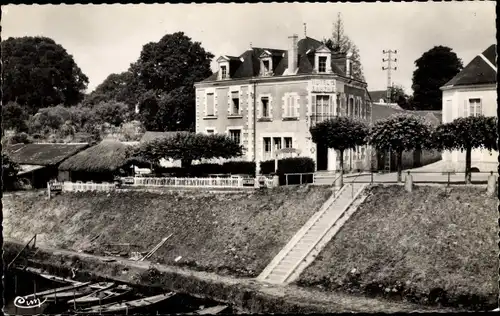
<box><xmin>62</xmin><ymin>181</ymin><xmax>116</xmax><ymax>192</ymax></box>
<box><xmin>133</xmin><ymin>176</ymin><xmax>245</xmax><ymax>188</ymax></box>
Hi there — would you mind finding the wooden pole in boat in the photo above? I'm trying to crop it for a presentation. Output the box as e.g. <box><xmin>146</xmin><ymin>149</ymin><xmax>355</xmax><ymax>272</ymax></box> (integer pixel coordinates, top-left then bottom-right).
<box><xmin>126</xmin><ymin>305</ymin><xmax>129</xmax><ymax>315</ymax></box>
<box><xmin>14</xmin><ymin>274</ymin><xmax>17</xmax><ymax>295</ymax></box>
<box><xmin>73</xmin><ymin>287</ymin><xmax>76</xmax><ymax>310</ymax></box>
<box><xmin>33</xmin><ymin>279</ymin><xmax>37</xmax><ymax>298</ymax></box>
<box><xmin>99</xmin><ymin>297</ymin><xmax>102</xmax><ymax>315</ymax></box>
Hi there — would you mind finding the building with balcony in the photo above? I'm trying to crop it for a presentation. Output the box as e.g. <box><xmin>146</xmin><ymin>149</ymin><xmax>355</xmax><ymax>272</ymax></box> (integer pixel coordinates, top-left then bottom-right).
<box><xmin>194</xmin><ymin>34</ymin><xmax>372</xmax><ymax>173</ymax></box>
<box><xmin>440</xmin><ymin>44</ymin><xmax>497</xmax><ymax>172</ymax></box>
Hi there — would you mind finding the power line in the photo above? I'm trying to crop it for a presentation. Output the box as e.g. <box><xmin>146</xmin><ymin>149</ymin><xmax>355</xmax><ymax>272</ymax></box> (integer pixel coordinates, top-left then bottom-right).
<box><xmin>382</xmin><ymin>50</ymin><xmax>398</xmax><ymax>101</ymax></box>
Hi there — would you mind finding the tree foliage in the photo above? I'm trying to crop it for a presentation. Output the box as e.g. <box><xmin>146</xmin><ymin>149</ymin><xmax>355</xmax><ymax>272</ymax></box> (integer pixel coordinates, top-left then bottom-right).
<box><xmin>324</xmin><ymin>13</ymin><xmax>365</xmax><ymax>82</ymax></box>
<box><xmin>411</xmin><ymin>46</ymin><xmax>463</xmax><ymax>110</ymax></box>
<box><xmin>2</xmin><ymin>102</ymin><xmax>30</xmax><ymax>133</ymax></box>
<box><xmin>369</xmin><ymin>114</ymin><xmax>433</xmax><ymax>181</ymax></box>
<box><xmin>2</xmin><ymin>153</ymin><xmax>20</xmax><ymax>191</ymax></box>
<box><xmin>83</xmin><ymin>71</ymin><xmax>142</xmax><ymax>111</ymax></box>
<box><xmin>132</xmin><ymin>32</ymin><xmax>214</xmax><ymax>131</ymax></box>
<box><xmin>1</xmin><ymin>36</ymin><xmax>89</xmax><ymax>113</ymax></box>
<box><xmin>132</xmin><ymin>133</ymin><xmax>243</xmax><ymax>167</ymax></box>
<box><xmin>433</xmin><ymin>115</ymin><xmax>497</xmax><ymax>183</ymax></box>
<box><xmin>310</xmin><ymin>116</ymin><xmax>368</xmax><ymax>180</ymax></box>
<box><xmin>388</xmin><ymin>85</ymin><xmax>413</xmax><ymax>110</ymax></box>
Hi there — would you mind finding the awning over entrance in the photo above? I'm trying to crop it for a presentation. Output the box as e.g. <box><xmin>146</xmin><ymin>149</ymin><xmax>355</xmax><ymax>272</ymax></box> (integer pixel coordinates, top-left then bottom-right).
<box><xmin>18</xmin><ymin>164</ymin><xmax>45</xmax><ymax>175</ymax></box>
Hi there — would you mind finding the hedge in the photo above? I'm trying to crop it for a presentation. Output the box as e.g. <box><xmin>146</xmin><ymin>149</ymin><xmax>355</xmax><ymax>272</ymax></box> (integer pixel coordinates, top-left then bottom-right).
<box><xmin>260</xmin><ymin>157</ymin><xmax>315</xmax><ymax>185</ymax></box>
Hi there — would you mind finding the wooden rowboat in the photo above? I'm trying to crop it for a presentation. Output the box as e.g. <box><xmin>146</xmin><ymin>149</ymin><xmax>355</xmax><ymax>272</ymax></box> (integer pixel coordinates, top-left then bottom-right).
<box><xmin>68</xmin><ymin>284</ymin><xmax>133</xmax><ymax>308</ymax></box>
<box><xmin>19</xmin><ymin>267</ymin><xmax>80</xmax><ymax>285</ymax></box>
<box><xmin>43</xmin><ymin>282</ymin><xmax>115</xmax><ymax>302</ymax></box>
<box><xmin>196</xmin><ymin>305</ymin><xmax>228</xmax><ymax>315</ymax></box>
<box><xmin>76</xmin><ymin>292</ymin><xmax>176</xmax><ymax>314</ymax></box>
<box><xmin>23</xmin><ymin>281</ymin><xmax>92</xmax><ymax>300</ymax></box>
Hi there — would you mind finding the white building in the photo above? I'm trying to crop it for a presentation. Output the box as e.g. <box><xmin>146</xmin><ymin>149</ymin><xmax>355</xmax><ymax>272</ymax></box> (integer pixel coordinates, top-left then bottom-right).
<box><xmin>440</xmin><ymin>44</ymin><xmax>497</xmax><ymax>172</ymax></box>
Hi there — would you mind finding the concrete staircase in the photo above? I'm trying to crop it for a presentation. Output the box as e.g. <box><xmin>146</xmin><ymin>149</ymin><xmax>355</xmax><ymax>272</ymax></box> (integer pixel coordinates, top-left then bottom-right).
<box><xmin>257</xmin><ymin>182</ymin><xmax>368</xmax><ymax>285</ymax></box>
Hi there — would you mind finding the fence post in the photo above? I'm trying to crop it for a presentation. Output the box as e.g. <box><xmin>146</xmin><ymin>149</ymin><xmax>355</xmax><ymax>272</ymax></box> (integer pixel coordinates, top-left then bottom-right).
<box><xmin>371</xmin><ymin>171</ymin><xmax>373</xmax><ymax>184</ymax></box>
<box><xmin>447</xmin><ymin>172</ymin><xmax>450</xmax><ymax>187</ymax></box>
<box><xmin>286</xmin><ymin>174</ymin><xmax>289</xmax><ymax>186</ymax></box>
<box><xmin>47</xmin><ymin>182</ymin><xmax>51</xmax><ymax>199</ymax></box>
<box><xmin>487</xmin><ymin>172</ymin><xmax>497</xmax><ymax>196</ymax></box>
<box><xmin>405</xmin><ymin>171</ymin><xmax>413</xmax><ymax>192</ymax></box>
<box><xmin>300</xmin><ymin>173</ymin><xmax>303</xmax><ymax>185</ymax></box>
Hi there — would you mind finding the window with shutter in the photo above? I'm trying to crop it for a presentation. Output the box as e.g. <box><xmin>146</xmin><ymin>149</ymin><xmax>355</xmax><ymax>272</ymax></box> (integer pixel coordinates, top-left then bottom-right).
<box><xmin>463</xmin><ymin>100</ymin><xmax>468</xmax><ymax>117</ymax></box>
<box><xmin>206</xmin><ymin>93</ymin><xmax>215</xmax><ymax>116</ymax></box>
<box><xmin>311</xmin><ymin>95</ymin><xmax>317</xmax><ymax>123</ymax></box>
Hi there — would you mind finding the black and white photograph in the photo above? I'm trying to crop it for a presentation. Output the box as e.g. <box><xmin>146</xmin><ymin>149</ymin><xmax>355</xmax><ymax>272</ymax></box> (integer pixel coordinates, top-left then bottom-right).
<box><xmin>1</xmin><ymin>1</ymin><xmax>498</xmax><ymax>314</ymax></box>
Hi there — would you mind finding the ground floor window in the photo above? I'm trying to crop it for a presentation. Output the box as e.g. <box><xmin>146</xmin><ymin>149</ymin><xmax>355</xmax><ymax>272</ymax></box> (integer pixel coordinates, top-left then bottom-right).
<box><xmin>229</xmin><ymin>129</ymin><xmax>241</xmax><ymax>144</ymax></box>
<box><xmin>284</xmin><ymin>137</ymin><xmax>293</xmax><ymax>148</ymax></box>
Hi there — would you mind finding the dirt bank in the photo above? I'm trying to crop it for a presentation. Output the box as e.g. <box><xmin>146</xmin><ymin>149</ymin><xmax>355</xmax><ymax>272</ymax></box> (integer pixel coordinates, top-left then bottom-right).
<box><xmin>296</xmin><ymin>185</ymin><xmax>497</xmax><ymax>310</ymax></box>
<box><xmin>3</xmin><ymin>186</ymin><xmax>332</xmax><ymax>278</ymax></box>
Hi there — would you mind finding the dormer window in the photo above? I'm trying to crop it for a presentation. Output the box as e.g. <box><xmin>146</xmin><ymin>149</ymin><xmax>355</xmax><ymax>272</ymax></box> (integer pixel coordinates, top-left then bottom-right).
<box><xmin>221</xmin><ymin>65</ymin><xmax>227</xmax><ymax>79</ymax></box>
<box><xmin>314</xmin><ymin>45</ymin><xmax>332</xmax><ymax>74</ymax></box>
<box><xmin>263</xmin><ymin>60</ymin><xmax>270</xmax><ymax>72</ymax></box>
<box><xmin>216</xmin><ymin>56</ymin><xmax>231</xmax><ymax>80</ymax></box>
<box><xmin>259</xmin><ymin>51</ymin><xmax>274</xmax><ymax>77</ymax></box>
<box><xmin>318</xmin><ymin>57</ymin><xmax>327</xmax><ymax>73</ymax></box>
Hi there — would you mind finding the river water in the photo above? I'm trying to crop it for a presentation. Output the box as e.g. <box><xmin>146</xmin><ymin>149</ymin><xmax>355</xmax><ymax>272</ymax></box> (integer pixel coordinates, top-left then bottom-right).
<box><xmin>4</xmin><ymin>268</ymin><xmax>236</xmax><ymax>315</ymax></box>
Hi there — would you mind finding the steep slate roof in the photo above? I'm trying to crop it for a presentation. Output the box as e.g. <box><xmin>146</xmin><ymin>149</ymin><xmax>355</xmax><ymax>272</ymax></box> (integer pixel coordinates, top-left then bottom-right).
<box><xmin>368</xmin><ymin>90</ymin><xmax>389</xmax><ymax>102</ymax></box>
<box><xmin>4</xmin><ymin>143</ymin><xmax>89</xmax><ymax>166</ymax></box>
<box><xmin>140</xmin><ymin>131</ymin><xmax>192</xmax><ymax>143</ymax></box>
<box><xmin>203</xmin><ymin>36</ymin><xmax>350</xmax><ymax>82</ymax></box>
<box><xmin>443</xmin><ymin>44</ymin><xmax>497</xmax><ymax>88</ymax></box>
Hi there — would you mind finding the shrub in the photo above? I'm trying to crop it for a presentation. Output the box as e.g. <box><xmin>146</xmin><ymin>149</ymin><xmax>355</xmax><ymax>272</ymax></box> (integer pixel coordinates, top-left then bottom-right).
<box><xmin>222</xmin><ymin>161</ymin><xmax>256</xmax><ymax>176</ymax></box>
<box><xmin>190</xmin><ymin>163</ymin><xmax>224</xmax><ymax>176</ymax></box>
<box><xmin>260</xmin><ymin>157</ymin><xmax>315</xmax><ymax>185</ymax></box>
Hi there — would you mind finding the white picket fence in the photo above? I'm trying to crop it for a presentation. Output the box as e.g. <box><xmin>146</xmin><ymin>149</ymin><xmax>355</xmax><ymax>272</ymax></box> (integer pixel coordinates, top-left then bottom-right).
<box><xmin>47</xmin><ymin>175</ymin><xmax>276</xmax><ymax>197</ymax></box>
<box><xmin>62</xmin><ymin>181</ymin><xmax>116</xmax><ymax>192</ymax></box>
<box><xmin>133</xmin><ymin>176</ymin><xmax>245</xmax><ymax>188</ymax></box>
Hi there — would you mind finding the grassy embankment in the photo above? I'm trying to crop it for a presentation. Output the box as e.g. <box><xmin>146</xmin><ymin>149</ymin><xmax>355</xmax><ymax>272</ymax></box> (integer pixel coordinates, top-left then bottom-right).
<box><xmin>3</xmin><ymin>186</ymin><xmax>332</xmax><ymax>278</ymax></box>
<box><xmin>296</xmin><ymin>185</ymin><xmax>497</xmax><ymax>310</ymax></box>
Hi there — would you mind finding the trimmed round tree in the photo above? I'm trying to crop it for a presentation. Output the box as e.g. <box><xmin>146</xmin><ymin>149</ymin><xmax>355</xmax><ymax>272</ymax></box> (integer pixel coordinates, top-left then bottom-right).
<box><xmin>433</xmin><ymin>115</ymin><xmax>497</xmax><ymax>183</ymax></box>
<box><xmin>310</xmin><ymin>116</ymin><xmax>368</xmax><ymax>186</ymax></box>
<box><xmin>132</xmin><ymin>132</ymin><xmax>244</xmax><ymax>168</ymax></box>
<box><xmin>369</xmin><ymin>113</ymin><xmax>433</xmax><ymax>182</ymax></box>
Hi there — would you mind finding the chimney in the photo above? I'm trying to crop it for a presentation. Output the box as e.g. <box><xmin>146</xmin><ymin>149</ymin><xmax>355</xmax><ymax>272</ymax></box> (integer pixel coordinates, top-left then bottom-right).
<box><xmin>346</xmin><ymin>51</ymin><xmax>353</xmax><ymax>78</ymax></box>
<box><xmin>288</xmin><ymin>34</ymin><xmax>298</xmax><ymax>75</ymax></box>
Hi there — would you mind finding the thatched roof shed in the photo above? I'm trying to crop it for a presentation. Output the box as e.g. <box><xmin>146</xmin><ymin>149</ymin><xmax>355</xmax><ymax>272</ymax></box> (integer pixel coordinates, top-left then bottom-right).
<box><xmin>58</xmin><ymin>140</ymin><xmax>137</xmax><ymax>173</ymax></box>
<box><xmin>4</xmin><ymin>143</ymin><xmax>89</xmax><ymax>166</ymax></box>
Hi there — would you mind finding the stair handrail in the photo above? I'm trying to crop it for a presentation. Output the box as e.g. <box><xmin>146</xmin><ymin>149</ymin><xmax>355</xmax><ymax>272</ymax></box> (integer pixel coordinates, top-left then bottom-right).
<box><xmin>350</xmin><ymin>171</ymin><xmax>365</xmax><ymax>198</ymax></box>
<box><xmin>7</xmin><ymin>234</ymin><xmax>37</xmax><ymax>270</ymax></box>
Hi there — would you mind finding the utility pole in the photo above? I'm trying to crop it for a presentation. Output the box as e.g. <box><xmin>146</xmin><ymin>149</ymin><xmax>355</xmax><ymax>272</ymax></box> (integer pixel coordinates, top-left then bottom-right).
<box><xmin>382</xmin><ymin>50</ymin><xmax>398</xmax><ymax>102</ymax></box>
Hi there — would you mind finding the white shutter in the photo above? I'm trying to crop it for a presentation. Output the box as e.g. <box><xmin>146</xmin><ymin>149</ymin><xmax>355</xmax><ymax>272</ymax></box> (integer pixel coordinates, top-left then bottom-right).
<box><xmin>269</xmin><ymin>96</ymin><xmax>273</xmax><ymax>119</ymax></box>
<box><xmin>463</xmin><ymin>99</ymin><xmax>468</xmax><ymax>117</ymax></box>
<box><xmin>257</xmin><ymin>96</ymin><xmax>261</xmax><ymax>118</ymax></box>
<box><xmin>295</xmin><ymin>95</ymin><xmax>300</xmax><ymax>118</ymax></box>
<box><xmin>214</xmin><ymin>92</ymin><xmax>218</xmax><ymax>116</ymax></box>
<box><xmin>477</xmin><ymin>99</ymin><xmax>482</xmax><ymax>116</ymax></box>
<box><xmin>227</xmin><ymin>91</ymin><xmax>232</xmax><ymax>116</ymax></box>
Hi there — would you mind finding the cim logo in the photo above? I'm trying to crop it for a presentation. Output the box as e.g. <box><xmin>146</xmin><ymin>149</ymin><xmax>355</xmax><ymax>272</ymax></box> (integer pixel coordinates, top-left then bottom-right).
<box><xmin>13</xmin><ymin>296</ymin><xmax>47</xmax><ymax>309</ymax></box>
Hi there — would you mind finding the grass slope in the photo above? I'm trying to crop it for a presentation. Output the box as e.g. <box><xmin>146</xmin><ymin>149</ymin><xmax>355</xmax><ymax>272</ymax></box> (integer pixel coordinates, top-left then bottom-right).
<box><xmin>296</xmin><ymin>185</ymin><xmax>497</xmax><ymax>310</ymax></box>
<box><xmin>4</xmin><ymin>186</ymin><xmax>332</xmax><ymax>278</ymax></box>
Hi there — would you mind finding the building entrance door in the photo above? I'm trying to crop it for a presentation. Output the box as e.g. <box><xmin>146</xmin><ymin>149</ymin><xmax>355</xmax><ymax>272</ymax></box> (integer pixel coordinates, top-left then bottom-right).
<box><xmin>316</xmin><ymin>143</ymin><xmax>328</xmax><ymax>171</ymax></box>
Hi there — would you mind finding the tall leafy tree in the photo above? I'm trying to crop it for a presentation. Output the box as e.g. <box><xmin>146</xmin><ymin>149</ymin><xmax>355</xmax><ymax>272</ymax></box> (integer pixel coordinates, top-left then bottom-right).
<box><xmin>2</xmin><ymin>36</ymin><xmax>89</xmax><ymax>113</ymax></box>
<box><xmin>411</xmin><ymin>46</ymin><xmax>463</xmax><ymax>110</ymax></box>
<box><xmin>132</xmin><ymin>133</ymin><xmax>243</xmax><ymax>168</ymax></box>
<box><xmin>2</xmin><ymin>102</ymin><xmax>30</xmax><ymax>133</ymax></box>
<box><xmin>83</xmin><ymin>71</ymin><xmax>143</xmax><ymax>111</ymax></box>
<box><xmin>369</xmin><ymin>114</ymin><xmax>433</xmax><ymax>182</ymax></box>
<box><xmin>132</xmin><ymin>32</ymin><xmax>214</xmax><ymax>131</ymax></box>
<box><xmin>310</xmin><ymin>117</ymin><xmax>368</xmax><ymax>186</ymax></box>
<box><xmin>324</xmin><ymin>13</ymin><xmax>365</xmax><ymax>82</ymax></box>
<box><xmin>388</xmin><ymin>85</ymin><xmax>413</xmax><ymax>110</ymax></box>
<box><xmin>433</xmin><ymin>116</ymin><xmax>497</xmax><ymax>184</ymax></box>
<box><xmin>2</xmin><ymin>153</ymin><xmax>20</xmax><ymax>191</ymax></box>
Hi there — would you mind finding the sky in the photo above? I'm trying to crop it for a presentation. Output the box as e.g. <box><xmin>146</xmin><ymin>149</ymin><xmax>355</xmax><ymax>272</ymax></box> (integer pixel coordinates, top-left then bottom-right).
<box><xmin>3</xmin><ymin>2</ymin><xmax>496</xmax><ymax>95</ymax></box>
